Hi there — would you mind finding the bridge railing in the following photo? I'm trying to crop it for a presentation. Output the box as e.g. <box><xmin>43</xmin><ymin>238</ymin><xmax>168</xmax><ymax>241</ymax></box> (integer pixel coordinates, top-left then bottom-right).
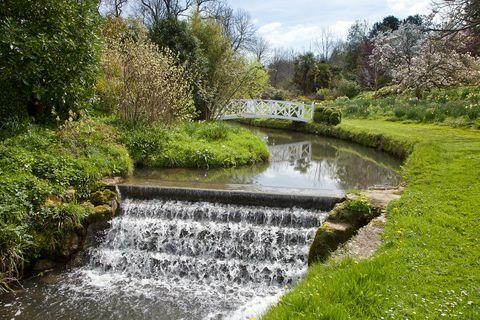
<box><xmin>220</xmin><ymin>99</ymin><xmax>315</xmax><ymax>123</ymax></box>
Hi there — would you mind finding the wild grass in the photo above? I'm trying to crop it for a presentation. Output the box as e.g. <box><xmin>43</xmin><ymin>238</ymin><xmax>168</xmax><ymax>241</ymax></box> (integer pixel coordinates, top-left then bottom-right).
<box><xmin>262</xmin><ymin>119</ymin><xmax>480</xmax><ymax>319</ymax></box>
<box><xmin>115</xmin><ymin>121</ymin><xmax>270</xmax><ymax>169</ymax></box>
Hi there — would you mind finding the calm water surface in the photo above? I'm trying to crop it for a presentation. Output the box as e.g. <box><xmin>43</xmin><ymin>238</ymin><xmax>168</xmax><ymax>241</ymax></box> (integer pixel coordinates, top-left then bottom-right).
<box><xmin>126</xmin><ymin>125</ymin><xmax>402</xmax><ymax>193</ymax></box>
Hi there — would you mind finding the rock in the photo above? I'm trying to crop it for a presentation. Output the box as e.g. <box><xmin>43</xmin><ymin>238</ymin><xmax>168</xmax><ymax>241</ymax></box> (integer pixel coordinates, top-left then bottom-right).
<box><xmin>65</xmin><ymin>187</ymin><xmax>76</xmax><ymax>202</ymax></box>
<box><xmin>308</xmin><ymin>222</ymin><xmax>355</xmax><ymax>265</ymax></box>
<box><xmin>87</xmin><ymin>204</ymin><xmax>113</xmax><ymax>224</ymax></box>
<box><xmin>90</xmin><ymin>190</ymin><xmax>117</xmax><ymax>206</ymax></box>
<box><xmin>80</xmin><ymin>201</ymin><xmax>95</xmax><ymax>210</ymax></box>
<box><xmin>60</xmin><ymin>232</ymin><xmax>81</xmax><ymax>257</ymax></box>
<box><xmin>43</xmin><ymin>195</ymin><xmax>62</xmax><ymax>208</ymax></box>
<box><xmin>33</xmin><ymin>259</ymin><xmax>56</xmax><ymax>272</ymax></box>
<box><xmin>101</xmin><ymin>177</ymin><xmax>125</xmax><ymax>186</ymax></box>
<box><xmin>332</xmin><ymin>214</ymin><xmax>388</xmax><ymax>261</ymax></box>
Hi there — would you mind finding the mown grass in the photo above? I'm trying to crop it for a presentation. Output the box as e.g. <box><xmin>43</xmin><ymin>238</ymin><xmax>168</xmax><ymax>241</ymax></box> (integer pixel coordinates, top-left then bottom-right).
<box><xmin>258</xmin><ymin>119</ymin><xmax>480</xmax><ymax>319</ymax></box>
<box><xmin>115</xmin><ymin>121</ymin><xmax>270</xmax><ymax>169</ymax></box>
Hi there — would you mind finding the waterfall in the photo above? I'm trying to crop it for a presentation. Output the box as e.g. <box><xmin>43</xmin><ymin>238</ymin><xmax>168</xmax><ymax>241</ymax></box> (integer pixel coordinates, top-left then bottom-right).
<box><xmin>65</xmin><ymin>198</ymin><xmax>328</xmax><ymax>320</ymax></box>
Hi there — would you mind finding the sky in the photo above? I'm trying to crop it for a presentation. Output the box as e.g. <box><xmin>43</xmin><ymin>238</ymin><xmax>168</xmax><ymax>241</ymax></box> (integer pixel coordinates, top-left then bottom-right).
<box><xmin>228</xmin><ymin>0</ymin><xmax>432</xmax><ymax>51</ymax></box>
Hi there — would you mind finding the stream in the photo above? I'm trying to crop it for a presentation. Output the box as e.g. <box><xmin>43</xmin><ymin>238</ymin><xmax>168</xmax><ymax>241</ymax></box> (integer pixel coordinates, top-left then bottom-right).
<box><xmin>0</xmin><ymin>126</ymin><xmax>401</xmax><ymax>320</ymax></box>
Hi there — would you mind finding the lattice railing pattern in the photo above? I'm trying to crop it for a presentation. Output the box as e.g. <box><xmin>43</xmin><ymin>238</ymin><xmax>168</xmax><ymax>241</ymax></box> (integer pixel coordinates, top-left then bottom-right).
<box><xmin>221</xmin><ymin>99</ymin><xmax>314</xmax><ymax>122</ymax></box>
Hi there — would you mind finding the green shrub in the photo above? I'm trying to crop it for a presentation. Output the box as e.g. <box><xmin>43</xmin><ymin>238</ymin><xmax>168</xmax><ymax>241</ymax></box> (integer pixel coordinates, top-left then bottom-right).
<box><xmin>0</xmin><ymin>0</ymin><xmax>101</xmax><ymax>123</ymax></box>
<box><xmin>314</xmin><ymin>106</ymin><xmax>342</xmax><ymax>126</ymax></box>
<box><xmin>0</xmin><ymin>118</ymin><xmax>133</xmax><ymax>289</ymax></box>
<box><xmin>334</xmin><ymin>79</ymin><xmax>361</xmax><ymax>99</ymax></box>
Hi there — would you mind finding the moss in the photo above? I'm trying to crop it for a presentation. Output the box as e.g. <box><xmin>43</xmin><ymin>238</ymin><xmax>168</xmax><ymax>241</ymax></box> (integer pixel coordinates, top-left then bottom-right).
<box><xmin>308</xmin><ymin>222</ymin><xmax>355</xmax><ymax>265</ymax></box>
<box><xmin>87</xmin><ymin>205</ymin><xmax>113</xmax><ymax>224</ymax></box>
<box><xmin>308</xmin><ymin>197</ymin><xmax>379</xmax><ymax>265</ymax></box>
<box><xmin>329</xmin><ymin>198</ymin><xmax>380</xmax><ymax>227</ymax></box>
<box><xmin>90</xmin><ymin>189</ymin><xmax>117</xmax><ymax>206</ymax></box>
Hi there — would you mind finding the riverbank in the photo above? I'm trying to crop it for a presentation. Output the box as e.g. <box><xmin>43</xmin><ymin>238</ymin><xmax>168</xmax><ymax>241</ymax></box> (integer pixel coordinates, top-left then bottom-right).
<box><xmin>250</xmin><ymin>119</ymin><xmax>480</xmax><ymax>319</ymax></box>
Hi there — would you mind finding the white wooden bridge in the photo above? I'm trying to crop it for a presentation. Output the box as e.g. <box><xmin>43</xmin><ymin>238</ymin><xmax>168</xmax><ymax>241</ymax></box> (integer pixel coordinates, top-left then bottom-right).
<box><xmin>220</xmin><ymin>99</ymin><xmax>315</xmax><ymax>123</ymax></box>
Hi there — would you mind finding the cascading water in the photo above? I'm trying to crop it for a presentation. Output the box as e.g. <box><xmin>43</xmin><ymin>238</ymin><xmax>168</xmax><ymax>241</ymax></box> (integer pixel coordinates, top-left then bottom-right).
<box><xmin>1</xmin><ymin>197</ymin><xmax>328</xmax><ymax>320</ymax></box>
<box><xmin>51</xmin><ymin>198</ymin><xmax>327</xmax><ymax>320</ymax></box>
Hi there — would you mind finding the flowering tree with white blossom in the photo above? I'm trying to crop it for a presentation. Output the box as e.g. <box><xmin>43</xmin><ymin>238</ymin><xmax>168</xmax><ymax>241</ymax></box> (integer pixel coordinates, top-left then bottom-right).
<box><xmin>371</xmin><ymin>23</ymin><xmax>480</xmax><ymax>96</ymax></box>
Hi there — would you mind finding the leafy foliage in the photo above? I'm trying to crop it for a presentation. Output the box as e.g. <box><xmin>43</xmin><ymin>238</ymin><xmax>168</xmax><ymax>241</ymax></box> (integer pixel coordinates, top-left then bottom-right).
<box><xmin>314</xmin><ymin>106</ymin><xmax>342</xmax><ymax>126</ymax></box>
<box><xmin>100</xmin><ymin>17</ymin><xmax>196</xmax><ymax>125</ymax></box>
<box><xmin>0</xmin><ymin>119</ymin><xmax>132</xmax><ymax>290</ymax></box>
<box><xmin>0</xmin><ymin>0</ymin><xmax>101</xmax><ymax>123</ymax></box>
<box><xmin>320</xmin><ymin>86</ymin><xmax>480</xmax><ymax>127</ymax></box>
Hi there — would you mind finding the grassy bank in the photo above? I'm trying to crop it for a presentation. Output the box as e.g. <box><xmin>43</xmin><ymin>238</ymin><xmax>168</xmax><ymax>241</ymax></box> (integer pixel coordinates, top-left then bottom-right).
<box><xmin>253</xmin><ymin>119</ymin><xmax>480</xmax><ymax>319</ymax></box>
<box><xmin>0</xmin><ymin>119</ymin><xmax>133</xmax><ymax>291</ymax></box>
<box><xmin>115</xmin><ymin>121</ymin><xmax>269</xmax><ymax>169</ymax></box>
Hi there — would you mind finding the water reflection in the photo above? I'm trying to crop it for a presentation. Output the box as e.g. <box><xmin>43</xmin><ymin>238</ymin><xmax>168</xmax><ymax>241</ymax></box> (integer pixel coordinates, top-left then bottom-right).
<box><xmin>127</xmin><ymin>126</ymin><xmax>402</xmax><ymax>193</ymax></box>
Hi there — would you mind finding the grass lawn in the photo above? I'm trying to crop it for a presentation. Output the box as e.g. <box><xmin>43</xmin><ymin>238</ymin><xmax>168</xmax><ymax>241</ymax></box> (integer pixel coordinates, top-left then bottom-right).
<box><xmin>263</xmin><ymin>120</ymin><xmax>480</xmax><ymax>319</ymax></box>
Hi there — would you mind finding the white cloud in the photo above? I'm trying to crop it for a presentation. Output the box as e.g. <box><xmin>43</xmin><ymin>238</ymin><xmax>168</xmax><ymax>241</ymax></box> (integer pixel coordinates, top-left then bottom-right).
<box><xmin>331</xmin><ymin>20</ymin><xmax>354</xmax><ymax>39</ymax></box>
<box><xmin>386</xmin><ymin>0</ymin><xmax>431</xmax><ymax>16</ymax></box>
<box><xmin>258</xmin><ymin>23</ymin><xmax>321</xmax><ymax>49</ymax></box>
<box><xmin>258</xmin><ymin>21</ymin><xmax>353</xmax><ymax>50</ymax></box>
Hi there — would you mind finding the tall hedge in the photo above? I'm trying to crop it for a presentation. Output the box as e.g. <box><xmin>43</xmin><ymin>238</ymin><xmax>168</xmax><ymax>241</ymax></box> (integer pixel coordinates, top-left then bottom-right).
<box><xmin>0</xmin><ymin>0</ymin><xmax>101</xmax><ymax>122</ymax></box>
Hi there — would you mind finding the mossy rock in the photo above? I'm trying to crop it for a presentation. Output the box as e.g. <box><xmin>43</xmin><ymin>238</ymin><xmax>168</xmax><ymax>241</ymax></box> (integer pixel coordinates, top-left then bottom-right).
<box><xmin>329</xmin><ymin>198</ymin><xmax>379</xmax><ymax>227</ymax></box>
<box><xmin>308</xmin><ymin>222</ymin><xmax>355</xmax><ymax>265</ymax></box>
<box><xmin>90</xmin><ymin>189</ymin><xmax>117</xmax><ymax>206</ymax></box>
<box><xmin>87</xmin><ymin>205</ymin><xmax>113</xmax><ymax>224</ymax></box>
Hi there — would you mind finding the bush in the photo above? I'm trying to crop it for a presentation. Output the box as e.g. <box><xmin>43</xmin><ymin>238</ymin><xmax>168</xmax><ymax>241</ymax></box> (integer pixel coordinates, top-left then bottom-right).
<box><xmin>334</xmin><ymin>79</ymin><xmax>361</xmax><ymax>99</ymax></box>
<box><xmin>0</xmin><ymin>119</ymin><xmax>133</xmax><ymax>290</ymax></box>
<box><xmin>316</xmin><ymin>88</ymin><xmax>336</xmax><ymax>101</ymax></box>
<box><xmin>101</xmin><ymin>17</ymin><xmax>196</xmax><ymax>125</ymax></box>
<box><xmin>0</xmin><ymin>0</ymin><xmax>101</xmax><ymax>123</ymax></box>
<box><xmin>314</xmin><ymin>106</ymin><xmax>342</xmax><ymax>126</ymax></box>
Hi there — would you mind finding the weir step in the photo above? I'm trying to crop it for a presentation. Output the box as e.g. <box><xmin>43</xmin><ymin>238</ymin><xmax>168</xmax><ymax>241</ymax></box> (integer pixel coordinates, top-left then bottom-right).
<box><xmin>117</xmin><ymin>185</ymin><xmax>345</xmax><ymax>211</ymax></box>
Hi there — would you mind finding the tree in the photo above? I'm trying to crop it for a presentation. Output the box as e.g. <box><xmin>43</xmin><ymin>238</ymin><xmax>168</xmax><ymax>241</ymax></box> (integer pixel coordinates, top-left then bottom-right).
<box><xmin>149</xmin><ymin>18</ymin><xmax>200</xmax><ymax>63</ymax></box>
<box><xmin>191</xmin><ymin>14</ymin><xmax>266</xmax><ymax>119</ymax></box>
<box><xmin>430</xmin><ymin>0</ymin><xmax>480</xmax><ymax>56</ymax></box>
<box><xmin>0</xmin><ymin>0</ymin><xmax>101</xmax><ymax>123</ymax></box>
<box><xmin>371</xmin><ymin>25</ymin><xmax>480</xmax><ymax>96</ymax></box>
<box><xmin>268</xmin><ymin>48</ymin><xmax>295</xmax><ymax>89</ymax></box>
<box><xmin>138</xmin><ymin>0</ymin><xmax>215</xmax><ymax>25</ymax></box>
<box><xmin>206</xmin><ymin>1</ymin><xmax>257</xmax><ymax>53</ymax></box>
<box><xmin>371</xmin><ymin>24</ymin><xmax>423</xmax><ymax>76</ymax></box>
<box><xmin>369</xmin><ymin>15</ymin><xmax>401</xmax><ymax>38</ymax></box>
<box><xmin>314</xmin><ymin>28</ymin><xmax>338</xmax><ymax>62</ymax></box>
<box><xmin>250</xmin><ymin>37</ymin><xmax>270</xmax><ymax>63</ymax></box>
<box><xmin>103</xmin><ymin>0</ymin><xmax>128</xmax><ymax>17</ymax></box>
<box><xmin>344</xmin><ymin>20</ymin><xmax>370</xmax><ymax>75</ymax></box>
<box><xmin>101</xmin><ymin>17</ymin><xmax>196</xmax><ymax>125</ymax></box>
<box><xmin>293</xmin><ymin>52</ymin><xmax>317</xmax><ymax>94</ymax></box>
<box><xmin>431</xmin><ymin>0</ymin><xmax>480</xmax><ymax>34</ymax></box>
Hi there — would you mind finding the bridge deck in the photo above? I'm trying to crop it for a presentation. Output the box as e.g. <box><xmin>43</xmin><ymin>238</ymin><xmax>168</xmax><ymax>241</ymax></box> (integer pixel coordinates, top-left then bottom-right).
<box><xmin>220</xmin><ymin>99</ymin><xmax>315</xmax><ymax>122</ymax></box>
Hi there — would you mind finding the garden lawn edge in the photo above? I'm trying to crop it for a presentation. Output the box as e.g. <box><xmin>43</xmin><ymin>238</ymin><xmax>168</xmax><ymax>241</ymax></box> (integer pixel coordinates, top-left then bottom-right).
<box><xmin>256</xmin><ymin>119</ymin><xmax>480</xmax><ymax>320</ymax></box>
